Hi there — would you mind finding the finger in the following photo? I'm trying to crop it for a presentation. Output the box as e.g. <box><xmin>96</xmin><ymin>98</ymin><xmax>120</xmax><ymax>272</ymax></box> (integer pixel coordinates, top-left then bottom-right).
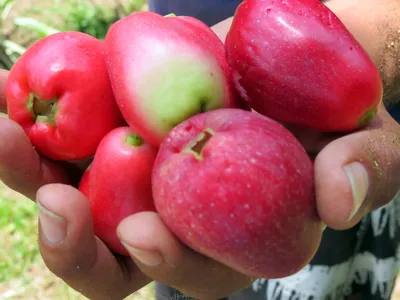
<box><xmin>314</xmin><ymin>108</ymin><xmax>400</xmax><ymax>230</ymax></box>
<box><xmin>117</xmin><ymin>212</ymin><xmax>254</xmax><ymax>299</ymax></box>
<box><xmin>0</xmin><ymin>69</ymin><xmax>7</xmax><ymax>113</ymax></box>
<box><xmin>211</xmin><ymin>17</ymin><xmax>233</xmax><ymax>42</ymax></box>
<box><xmin>37</xmin><ymin>184</ymin><xmax>150</xmax><ymax>300</ymax></box>
<box><xmin>0</xmin><ymin>117</ymin><xmax>69</xmax><ymax>200</ymax></box>
<box><xmin>283</xmin><ymin>123</ymin><xmax>342</xmax><ymax>156</ymax></box>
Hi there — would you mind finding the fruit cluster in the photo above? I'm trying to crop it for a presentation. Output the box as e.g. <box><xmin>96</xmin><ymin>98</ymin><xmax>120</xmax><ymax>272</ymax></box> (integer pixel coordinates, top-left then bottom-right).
<box><xmin>5</xmin><ymin>0</ymin><xmax>382</xmax><ymax>280</ymax></box>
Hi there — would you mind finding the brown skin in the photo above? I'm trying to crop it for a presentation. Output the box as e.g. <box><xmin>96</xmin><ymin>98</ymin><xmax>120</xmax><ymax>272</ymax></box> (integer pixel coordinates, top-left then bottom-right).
<box><xmin>0</xmin><ymin>0</ymin><xmax>400</xmax><ymax>298</ymax></box>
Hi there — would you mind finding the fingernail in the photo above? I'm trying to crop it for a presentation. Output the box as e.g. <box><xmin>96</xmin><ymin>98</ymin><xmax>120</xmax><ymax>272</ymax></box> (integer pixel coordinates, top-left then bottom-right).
<box><xmin>121</xmin><ymin>242</ymin><xmax>164</xmax><ymax>267</ymax></box>
<box><xmin>0</xmin><ymin>113</ymin><xmax>8</xmax><ymax>118</ymax></box>
<box><xmin>343</xmin><ymin>161</ymin><xmax>369</xmax><ymax>221</ymax></box>
<box><xmin>37</xmin><ymin>201</ymin><xmax>67</xmax><ymax>244</ymax></box>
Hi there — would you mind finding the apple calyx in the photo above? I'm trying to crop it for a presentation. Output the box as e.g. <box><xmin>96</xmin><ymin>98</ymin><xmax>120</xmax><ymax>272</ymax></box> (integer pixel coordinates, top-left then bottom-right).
<box><xmin>125</xmin><ymin>133</ymin><xmax>143</xmax><ymax>147</ymax></box>
<box><xmin>27</xmin><ymin>93</ymin><xmax>58</xmax><ymax>125</ymax></box>
<box><xmin>183</xmin><ymin>127</ymin><xmax>215</xmax><ymax>160</ymax></box>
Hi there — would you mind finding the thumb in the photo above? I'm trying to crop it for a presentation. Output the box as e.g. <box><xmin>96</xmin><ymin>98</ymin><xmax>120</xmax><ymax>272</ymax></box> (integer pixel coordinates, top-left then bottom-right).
<box><xmin>315</xmin><ymin>109</ymin><xmax>400</xmax><ymax>230</ymax></box>
<box><xmin>117</xmin><ymin>212</ymin><xmax>254</xmax><ymax>299</ymax></box>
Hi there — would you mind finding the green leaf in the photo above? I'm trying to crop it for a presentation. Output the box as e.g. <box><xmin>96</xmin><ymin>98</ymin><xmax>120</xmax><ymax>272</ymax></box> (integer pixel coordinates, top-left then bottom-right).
<box><xmin>13</xmin><ymin>17</ymin><xmax>60</xmax><ymax>38</ymax></box>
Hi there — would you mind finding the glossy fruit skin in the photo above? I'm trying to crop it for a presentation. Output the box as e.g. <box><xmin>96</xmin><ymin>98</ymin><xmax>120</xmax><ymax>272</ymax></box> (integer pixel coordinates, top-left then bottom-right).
<box><xmin>6</xmin><ymin>31</ymin><xmax>123</xmax><ymax>161</ymax></box>
<box><xmin>152</xmin><ymin>108</ymin><xmax>324</xmax><ymax>279</ymax></box>
<box><xmin>225</xmin><ymin>0</ymin><xmax>383</xmax><ymax>132</ymax></box>
<box><xmin>104</xmin><ymin>11</ymin><xmax>237</xmax><ymax>147</ymax></box>
<box><xmin>79</xmin><ymin>127</ymin><xmax>158</xmax><ymax>256</ymax></box>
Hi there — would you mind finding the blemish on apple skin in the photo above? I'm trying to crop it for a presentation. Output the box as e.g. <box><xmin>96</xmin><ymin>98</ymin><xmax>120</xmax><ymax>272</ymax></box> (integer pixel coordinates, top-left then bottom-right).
<box><xmin>230</xmin><ymin>213</ymin><xmax>235</xmax><ymax>218</ymax></box>
<box><xmin>244</xmin><ymin>204</ymin><xmax>250</xmax><ymax>209</ymax></box>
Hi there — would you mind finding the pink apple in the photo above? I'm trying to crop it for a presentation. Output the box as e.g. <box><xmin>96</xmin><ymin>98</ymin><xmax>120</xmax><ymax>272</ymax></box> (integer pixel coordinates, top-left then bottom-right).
<box><xmin>104</xmin><ymin>11</ymin><xmax>237</xmax><ymax>147</ymax></box>
<box><xmin>79</xmin><ymin>127</ymin><xmax>158</xmax><ymax>255</ymax></box>
<box><xmin>152</xmin><ymin>108</ymin><xmax>324</xmax><ymax>278</ymax></box>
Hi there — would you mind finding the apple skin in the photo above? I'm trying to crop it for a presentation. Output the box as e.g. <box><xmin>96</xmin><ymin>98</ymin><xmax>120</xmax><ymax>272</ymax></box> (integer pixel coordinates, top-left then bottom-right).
<box><xmin>225</xmin><ymin>0</ymin><xmax>382</xmax><ymax>132</ymax></box>
<box><xmin>6</xmin><ymin>31</ymin><xmax>123</xmax><ymax>161</ymax></box>
<box><xmin>79</xmin><ymin>127</ymin><xmax>158</xmax><ymax>256</ymax></box>
<box><xmin>104</xmin><ymin>11</ymin><xmax>237</xmax><ymax>147</ymax></box>
<box><xmin>152</xmin><ymin>108</ymin><xmax>324</xmax><ymax>279</ymax></box>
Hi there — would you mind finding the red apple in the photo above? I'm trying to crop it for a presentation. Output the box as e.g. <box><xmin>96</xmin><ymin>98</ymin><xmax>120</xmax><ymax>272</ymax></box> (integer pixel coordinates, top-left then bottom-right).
<box><xmin>152</xmin><ymin>108</ymin><xmax>324</xmax><ymax>278</ymax></box>
<box><xmin>225</xmin><ymin>0</ymin><xmax>382</xmax><ymax>132</ymax></box>
<box><xmin>79</xmin><ymin>127</ymin><xmax>158</xmax><ymax>255</ymax></box>
<box><xmin>6</xmin><ymin>31</ymin><xmax>123</xmax><ymax>161</ymax></box>
<box><xmin>104</xmin><ymin>11</ymin><xmax>237</xmax><ymax>147</ymax></box>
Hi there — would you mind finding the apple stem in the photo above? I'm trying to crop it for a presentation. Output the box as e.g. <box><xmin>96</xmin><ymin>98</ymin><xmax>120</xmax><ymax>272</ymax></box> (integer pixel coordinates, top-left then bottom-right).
<box><xmin>27</xmin><ymin>93</ymin><xmax>57</xmax><ymax>125</ymax></box>
<box><xmin>184</xmin><ymin>128</ymin><xmax>215</xmax><ymax>160</ymax></box>
<box><xmin>164</xmin><ymin>13</ymin><xmax>177</xmax><ymax>17</ymax></box>
<box><xmin>358</xmin><ymin>109</ymin><xmax>376</xmax><ymax>127</ymax></box>
<box><xmin>125</xmin><ymin>133</ymin><xmax>143</xmax><ymax>147</ymax></box>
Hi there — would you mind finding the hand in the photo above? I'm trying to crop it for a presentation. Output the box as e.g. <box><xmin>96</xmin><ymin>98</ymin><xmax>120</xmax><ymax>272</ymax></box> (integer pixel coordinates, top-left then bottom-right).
<box><xmin>291</xmin><ymin>103</ymin><xmax>400</xmax><ymax>230</ymax></box>
<box><xmin>213</xmin><ymin>17</ymin><xmax>400</xmax><ymax>231</ymax></box>
<box><xmin>0</xmin><ymin>69</ymin><xmax>253</xmax><ymax>300</ymax></box>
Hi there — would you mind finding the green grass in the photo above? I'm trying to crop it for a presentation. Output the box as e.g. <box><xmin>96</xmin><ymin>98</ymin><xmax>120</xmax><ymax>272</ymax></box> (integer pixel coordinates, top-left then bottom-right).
<box><xmin>0</xmin><ymin>183</ymin><xmax>37</xmax><ymax>283</ymax></box>
<box><xmin>0</xmin><ymin>181</ymin><xmax>155</xmax><ymax>299</ymax></box>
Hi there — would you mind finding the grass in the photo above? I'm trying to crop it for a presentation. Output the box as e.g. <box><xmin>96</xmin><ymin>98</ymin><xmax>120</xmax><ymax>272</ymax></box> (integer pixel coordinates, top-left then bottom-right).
<box><xmin>0</xmin><ymin>181</ymin><xmax>155</xmax><ymax>299</ymax></box>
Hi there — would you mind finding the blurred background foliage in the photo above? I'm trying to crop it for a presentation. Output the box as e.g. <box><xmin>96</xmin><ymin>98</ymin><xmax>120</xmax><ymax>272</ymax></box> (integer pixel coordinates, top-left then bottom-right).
<box><xmin>0</xmin><ymin>1</ymin><xmax>154</xmax><ymax>299</ymax></box>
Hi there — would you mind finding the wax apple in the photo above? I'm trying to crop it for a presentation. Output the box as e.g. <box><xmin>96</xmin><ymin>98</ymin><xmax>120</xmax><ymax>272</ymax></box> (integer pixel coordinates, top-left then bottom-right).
<box><xmin>152</xmin><ymin>108</ymin><xmax>324</xmax><ymax>278</ymax></box>
<box><xmin>6</xmin><ymin>31</ymin><xmax>123</xmax><ymax>161</ymax></box>
<box><xmin>104</xmin><ymin>11</ymin><xmax>237</xmax><ymax>147</ymax></box>
<box><xmin>225</xmin><ymin>0</ymin><xmax>382</xmax><ymax>132</ymax></box>
<box><xmin>79</xmin><ymin>127</ymin><xmax>157</xmax><ymax>255</ymax></box>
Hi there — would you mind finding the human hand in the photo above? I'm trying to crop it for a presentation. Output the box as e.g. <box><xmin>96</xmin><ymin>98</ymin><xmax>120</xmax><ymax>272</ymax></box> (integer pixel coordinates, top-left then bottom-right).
<box><xmin>213</xmin><ymin>17</ymin><xmax>400</xmax><ymax>231</ymax></box>
<box><xmin>0</xmin><ymin>69</ymin><xmax>253</xmax><ymax>300</ymax></box>
<box><xmin>290</xmin><ymin>103</ymin><xmax>400</xmax><ymax>230</ymax></box>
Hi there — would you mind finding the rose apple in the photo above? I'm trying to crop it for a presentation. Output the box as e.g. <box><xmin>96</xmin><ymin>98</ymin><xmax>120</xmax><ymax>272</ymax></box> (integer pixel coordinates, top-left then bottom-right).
<box><xmin>225</xmin><ymin>0</ymin><xmax>383</xmax><ymax>132</ymax></box>
<box><xmin>104</xmin><ymin>11</ymin><xmax>237</xmax><ymax>147</ymax></box>
<box><xmin>79</xmin><ymin>127</ymin><xmax>157</xmax><ymax>255</ymax></box>
<box><xmin>152</xmin><ymin>108</ymin><xmax>324</xmax><ymax>279</ymax></box>
<box><xmin>6</xmin><ymin>31</ymin><xmax>123</xmax><ymax>161</ymax></box>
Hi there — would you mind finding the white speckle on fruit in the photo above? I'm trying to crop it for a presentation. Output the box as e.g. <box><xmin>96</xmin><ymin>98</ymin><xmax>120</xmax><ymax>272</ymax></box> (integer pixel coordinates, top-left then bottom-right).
<box><xmin>210</xmin><ymin>203</ymin><xmax>215</xmax><ymax>207</ymax></box>
<box><xmin>50</xmin><ymin>62</ymin><xmax>62</xmax><ymax>72</ymax></box>
<box><xmin>255</xmin><ymin>151</ymin><xmax>262</xmax><ymax>156</ymax></box>
<box><xmin>199</xmin><ymin>214</ymin><xmax>204</xmax><ymax>219</ymax></box>
<box><xmin>244</xmin><ymin>204</ymin><xmax>250</xmax><ymax>209</ymax></box>
<box><xmin>250</xmin><ymin>158</ymin><xmax>257</xmax><ymax>164</ymax></box>
<box><xmin>191</xmin><ymin>224</ymin><xmax>196</xmax><ymax>229</ymax></box>
<box><xmin>230</xmin><ymin>213</ymin><xmax>235</xmax><ymax>218</ymax></box>
<box><xmin>246</xmin><ymin>183</ymin><xmax>251</xmax><ymax>188</ymax></box>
